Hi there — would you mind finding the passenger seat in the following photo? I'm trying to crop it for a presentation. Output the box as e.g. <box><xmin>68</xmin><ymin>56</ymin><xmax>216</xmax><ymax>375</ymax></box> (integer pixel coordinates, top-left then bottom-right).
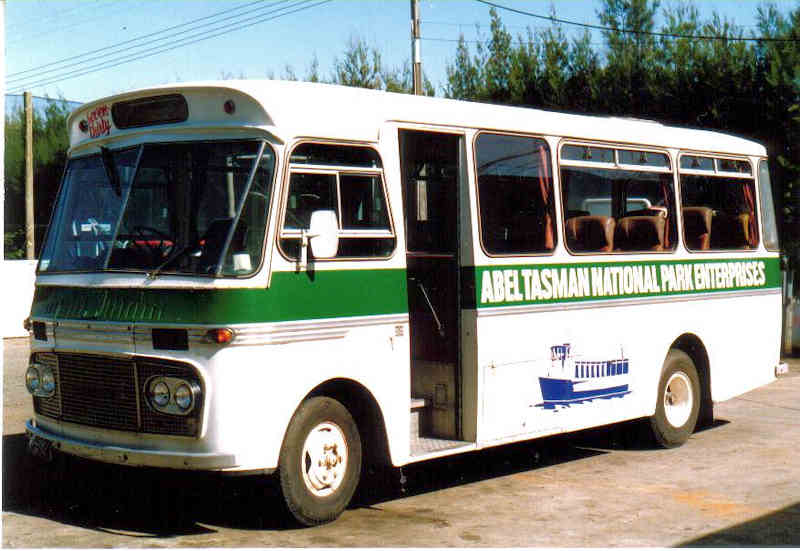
<box><xmin>565</xmin><ymin>216</ymin><xmax>615</xmax><ymax>252</ymax></box>
<box><xmin>682</xmin><ymin>207</ymin><xmax>712</xmax><ymax>250</ymax></box>
<box><xmin>614</xmin><ymin>216</ymin><xmax>665</xmax><ymax>251</ymax></box>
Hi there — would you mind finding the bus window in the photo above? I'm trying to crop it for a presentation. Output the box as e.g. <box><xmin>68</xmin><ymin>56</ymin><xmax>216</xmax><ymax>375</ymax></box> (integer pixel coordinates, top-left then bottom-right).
<box><xmin>38</xmin><ymin>148</ymin><xmax>139</xmax><ymax>272</ymax></box>
<box><xmin>283</xmin><ymin>173</ymin><xmax>338</xmax><ymax>230</ymax></box>
<box><xmin>221</xmin><ymin>148</ymin><xmax>275</xmax><ymax>275</ymax></box>
<box><xmin>289</xmin><ymin>142</ymin><xmax>382</xmax><ymax>168</ymax></box>
<box><xmin>758</xmin><ymin>161</ymin><xmax>779</xmax><ymax>252</ymax></box>
<box><xmin>280</xmin><ymin>143</ymin><xmax>395</xmax><ymax>259</ymax></box>
<box><xmin>475</xmin><ymin>133</ymin><xmax>556</xmax><ymax>255</ymax></box>
<box><xmin>679</xmin><ymin>156</ymin><xmax>758</xmax><ymax>251</ymax></box>
<box><xmin>560</xmin><ymin>145</ymin><xmax>676</xmax><ymax>253</ymax></box>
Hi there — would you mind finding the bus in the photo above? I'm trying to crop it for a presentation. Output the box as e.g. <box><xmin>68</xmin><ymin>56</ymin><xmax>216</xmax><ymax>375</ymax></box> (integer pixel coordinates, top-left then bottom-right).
<box><xmin>24</xmin><ymin>80</ymin><xmax>783</xmax><ymax>525</ymax></box>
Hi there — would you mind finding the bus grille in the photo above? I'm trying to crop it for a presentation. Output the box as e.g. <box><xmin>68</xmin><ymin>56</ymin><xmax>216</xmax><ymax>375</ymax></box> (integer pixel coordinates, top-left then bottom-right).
<box><xmin>33</xmin><ymin>353</ymin><xmax>202</xmax><ymax>437</ymax></box>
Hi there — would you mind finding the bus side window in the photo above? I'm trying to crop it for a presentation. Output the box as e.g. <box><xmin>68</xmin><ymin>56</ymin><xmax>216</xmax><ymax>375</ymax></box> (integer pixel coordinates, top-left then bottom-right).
<box><xmin>280</xmin><ymin>160</ymin><xmax>395</xmax><ymax>259</ymax></box>
<box><xmin>284</xmin><ymin>173</ymin><xmax>338</xmax><ymax>230</ymax></box>
<box><xmin>475</xmin><ymin>133</ymin><xmax>556</xmax><ymax>255</ymax></box>
<box><xmin>679</xmin><ymin>156</ymin><xmax>758</xmax><ymax>251</ymax></box>
<box><xmin>560</xmin><ymin>146</ymin><xmax>676</xmax><ymax>254</ymax></box>
<box><xmin>337</xmin><ymin>174</ymin><xmax>395</xmax><ymax>257</ymax></box>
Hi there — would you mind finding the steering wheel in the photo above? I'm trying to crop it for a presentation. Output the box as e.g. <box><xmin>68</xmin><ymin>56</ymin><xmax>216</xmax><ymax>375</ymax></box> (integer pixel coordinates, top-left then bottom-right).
<box><xmin>131</xmin><ymin>225</ymin><xmax>172</xmax><ymax>258</ymax></box>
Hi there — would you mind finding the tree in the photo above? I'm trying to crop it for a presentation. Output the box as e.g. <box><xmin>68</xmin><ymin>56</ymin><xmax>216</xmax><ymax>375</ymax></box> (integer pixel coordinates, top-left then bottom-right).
<box><xmin>330</xmin><ymin>35</ymin><xmax>434</xmax><ymax>95</ymax></box>
<box><xmin>756</xmin><ymin>3</ymin><xmax>800</xmax><ymax>267</ymax></box>
<box><xmin>484</xmin><ymin>7</ymin><xmax>514</xmax><ymax>102</ymax></box>
<box><xmin>564</xmin><ymin>30</ymin><xmax>600</xmax><ymax>113</ymax></box>
<box><xmin>444</xmin><ymin>34</ymin><xmax>486</xmax><ymax>100</ymax></box>
<box><xmin>596</xmin><ymin>0</ymin><xmax>661</xmax><ymax>116</ymax></box>
<box><xmin>332</xmin><ymin>35</ymin><xmax>384</xmax><ymax>89</ymax></box>
<box><xmin>306</xmin><ymin>54</ymin><xmax>322</xmax><ymax>83</ymax></box>
<box><xmin>4</xmin><ymin>99</ymin><xmax>71</xmax><ymax>259</ymax></box>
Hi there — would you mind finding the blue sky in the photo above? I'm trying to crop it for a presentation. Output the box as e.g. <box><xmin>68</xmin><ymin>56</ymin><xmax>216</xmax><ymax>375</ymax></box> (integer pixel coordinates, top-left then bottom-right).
<box><xmin>5</xmin><ymin>0</ymin><xmax>796</xmax><ymax>104</ymax></box>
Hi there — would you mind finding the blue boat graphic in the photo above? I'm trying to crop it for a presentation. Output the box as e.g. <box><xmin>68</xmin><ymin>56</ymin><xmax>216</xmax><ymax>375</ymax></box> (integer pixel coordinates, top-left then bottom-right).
<box><xmin>537</xmin><ymin>343</ymin><xmax>631</xmax><ymax>409</ymax></box>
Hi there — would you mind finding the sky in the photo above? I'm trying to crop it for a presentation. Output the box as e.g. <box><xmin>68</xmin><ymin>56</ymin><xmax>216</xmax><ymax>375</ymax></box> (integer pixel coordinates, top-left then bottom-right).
<box><xmin>4</xmin><ymin>0</ymin><xmax>797</xmax><ymax>104</ymax></box>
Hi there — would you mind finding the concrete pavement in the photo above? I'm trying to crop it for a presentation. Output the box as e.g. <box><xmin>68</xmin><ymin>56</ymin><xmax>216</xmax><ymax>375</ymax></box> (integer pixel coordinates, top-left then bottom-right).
<box><xmin>3</xmin><ymin>337</ymin><xmax>799</xmax><ymax>547</ymax></box>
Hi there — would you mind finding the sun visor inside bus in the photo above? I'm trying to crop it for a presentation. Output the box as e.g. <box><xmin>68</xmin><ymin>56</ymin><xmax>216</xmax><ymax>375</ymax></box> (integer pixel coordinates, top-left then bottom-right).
<box><xmin>111</xmin><ymin>94</ymin><xmax>189</xmax><ymax>129</ymax></box>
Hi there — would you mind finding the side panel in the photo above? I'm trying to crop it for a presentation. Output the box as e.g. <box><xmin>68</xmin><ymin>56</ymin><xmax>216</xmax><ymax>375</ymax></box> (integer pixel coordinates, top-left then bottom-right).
<box><xmin>471</xmin><ymin>257</ymin><xmax>781</xmax><ymax>444</ymax></box>
<box><xmin>29</xmin><ymin>269</ymin><xmax>412</xmax><ymax>470</ymax></box>
<box><xmin>207</xmin><ymin>315</ymin><xmax>410</xmax><ymax>470</ymax></box>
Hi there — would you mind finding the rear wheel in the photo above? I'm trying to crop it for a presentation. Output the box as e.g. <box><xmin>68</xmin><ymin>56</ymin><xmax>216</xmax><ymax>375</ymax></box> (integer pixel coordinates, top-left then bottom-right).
<box><xmin>650</xmin><ymin>350</ymin><xmax>700</xmax><ymax>448</ymax></box>
<box><xmin>278</xmin><ymin>396</ymin><xmax>362</xmax><ymax>526</ymax></box>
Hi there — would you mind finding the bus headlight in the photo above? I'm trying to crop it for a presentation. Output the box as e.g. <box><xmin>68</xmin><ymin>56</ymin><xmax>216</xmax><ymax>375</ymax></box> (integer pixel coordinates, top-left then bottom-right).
<box><xmin>146</xmin><ymin>377</ymin><xmax>201</xmax><ymax>415</ymax></box>
<box><xmin>150</xmin><ymin>380</ymin><xmax>171</xmax><ymax>408</ymax></box>
<box><xmin>25</xmin><ymin>366</ymin><xmax>41</xmax><ymax>394</ymax></box>
<box><xmin>40</xmin><ymin>366</ymin><xmax>56</xmax><ymax>396</ymax></box>
<box><xmin>174</xmin><ymin>383</ymin><xmax>199</xmax><ymax>411</ymax></box>
<box><xmin>26</xmin><ymin>363</ymin><xmax>56</xmax><ymax>397</ymax></box>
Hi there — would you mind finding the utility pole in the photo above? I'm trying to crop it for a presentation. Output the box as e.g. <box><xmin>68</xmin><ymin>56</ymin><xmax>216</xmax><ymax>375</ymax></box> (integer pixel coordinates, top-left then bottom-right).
<box><xmin>25</xmin><ymin>91</ymin><xmax>34</xmax><ymax>260</ymax></box>
<box><xmin>410</xmin><ymin>0</ymin><xmax>422</xmax><ymax>95</ymax></box>
<box><xmin>1</xmin><ymin>0</ymin><xmax>5</xmax><ymax>264</ymax></box>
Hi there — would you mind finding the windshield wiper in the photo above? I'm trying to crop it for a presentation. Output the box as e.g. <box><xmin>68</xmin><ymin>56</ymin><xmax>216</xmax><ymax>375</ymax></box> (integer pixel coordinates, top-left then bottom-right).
<box><xmin>146</xmin><ymin>244</ymin><xmax>200</xmax><ymax>280</ymax></box>
<box><xmin>100</xmin><ymin>146</ymin><xmax>122</xmax><ymax>197</ymax></box>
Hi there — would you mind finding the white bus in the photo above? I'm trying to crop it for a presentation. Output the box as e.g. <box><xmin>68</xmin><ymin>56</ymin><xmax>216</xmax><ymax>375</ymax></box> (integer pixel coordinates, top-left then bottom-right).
<box><xmin>24</xmin><ymin>80</ymin><xmax>783</xmax><ymax>525</ymax></box>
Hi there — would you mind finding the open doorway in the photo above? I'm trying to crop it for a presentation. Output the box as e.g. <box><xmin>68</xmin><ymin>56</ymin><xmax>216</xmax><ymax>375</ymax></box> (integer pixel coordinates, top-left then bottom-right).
<box><xmin>399</xmin><ymin>129</ymin><xmax>463</xmax><ymax>443</ymax></box>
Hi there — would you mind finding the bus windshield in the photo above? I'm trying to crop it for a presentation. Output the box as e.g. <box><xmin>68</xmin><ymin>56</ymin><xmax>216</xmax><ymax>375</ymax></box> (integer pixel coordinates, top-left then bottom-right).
<box><xmin>39</xmin><ymin>140</ymin><xmax>275</xmax><ymax>277</ymax></box>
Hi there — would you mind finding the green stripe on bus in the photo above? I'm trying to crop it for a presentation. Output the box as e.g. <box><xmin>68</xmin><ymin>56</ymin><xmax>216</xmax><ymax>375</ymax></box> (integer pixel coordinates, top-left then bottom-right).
<box><xmin>31</xmin><ymin>257</ymin><xmax>780</xmax><ymax>324</ymax></box>
<box><xmin>32</xmin><ymin>269</ymin><xmax>409</xmax><ymax>324</ymax></box>
<box><xmin>471</xmin><ymin>257</ymin><xmax>781</xmax><ymax>308</ymax></box>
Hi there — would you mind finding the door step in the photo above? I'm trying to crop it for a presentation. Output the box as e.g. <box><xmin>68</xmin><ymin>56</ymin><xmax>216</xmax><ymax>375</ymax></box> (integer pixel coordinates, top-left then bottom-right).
<box><xmin>410</xmin><ymin>397</ymin><xmax>427</xmax><ymax>441</ymax></box>
<box><xmin>410</xmin><ymin>397</ymin><xmax>471</xmax><ymax>458</ymax></box>
<box><xmin>410</xmin><ymin>435</ymin><xmax>472</xmax><ymax>457</ymax></box>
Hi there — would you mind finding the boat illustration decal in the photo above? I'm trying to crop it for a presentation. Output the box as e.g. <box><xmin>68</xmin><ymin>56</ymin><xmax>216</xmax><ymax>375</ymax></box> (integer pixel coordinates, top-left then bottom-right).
<box><xmin>537</xmin><ymin>343</ymin><xmax>631</xmax><ymax>409</ymax></box>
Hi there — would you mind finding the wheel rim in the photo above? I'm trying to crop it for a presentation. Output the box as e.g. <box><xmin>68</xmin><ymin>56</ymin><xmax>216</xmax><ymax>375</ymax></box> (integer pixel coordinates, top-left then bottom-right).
<box><xmin>300</xmin><ymin>421</ymin><xmax>348</xmax><ymax>497</ymax></box>
<box><xmin>664</xmin><ymin>371</ymin><xmax>693</xmax><ymax>428</ymax></box>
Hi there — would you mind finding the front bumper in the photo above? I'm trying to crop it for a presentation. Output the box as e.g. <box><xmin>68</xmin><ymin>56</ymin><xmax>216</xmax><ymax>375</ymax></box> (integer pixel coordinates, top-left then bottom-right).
<box><xmin>26</xmin><ymin>419</ymin><xmax>237</xmax><ymax>471</ymax></box>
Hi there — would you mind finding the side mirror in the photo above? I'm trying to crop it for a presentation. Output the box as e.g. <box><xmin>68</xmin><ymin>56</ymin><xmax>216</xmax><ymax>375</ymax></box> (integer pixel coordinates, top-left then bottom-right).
<box><xmin>299</xmin><ymin>210</ymin><xmax>339</xmax><ymax>270</ymax></box>
<box><xmin>308</xmin><ymin>210</ymin><xmax>339</xmax><ymax>258</ymax></box>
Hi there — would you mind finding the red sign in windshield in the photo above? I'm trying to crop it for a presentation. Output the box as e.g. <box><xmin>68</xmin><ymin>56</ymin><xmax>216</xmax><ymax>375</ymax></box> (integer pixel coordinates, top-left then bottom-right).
<box><xmin>87</xmin><ymin>105</ymin><xmax>111</xmax><ymax>138</ymax></box>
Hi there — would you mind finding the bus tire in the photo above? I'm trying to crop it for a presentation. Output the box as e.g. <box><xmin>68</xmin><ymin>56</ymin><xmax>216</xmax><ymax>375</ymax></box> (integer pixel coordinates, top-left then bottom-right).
<box><xmin>650</xmin><ymin>349</ymin><xmax>701</xmax><ymax>448</ymax></box>
<box><xmin>278</xmin><ymin>396</ymin><xmax>362</xmax><ymax>526</ymax></box>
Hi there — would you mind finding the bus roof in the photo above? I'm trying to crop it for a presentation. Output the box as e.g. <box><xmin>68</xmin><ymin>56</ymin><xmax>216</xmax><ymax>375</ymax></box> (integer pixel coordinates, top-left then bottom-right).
<box><xmin>68</xmin><ymin>79</ymin><xmax>767</xmax><ymax>157</ymax></box>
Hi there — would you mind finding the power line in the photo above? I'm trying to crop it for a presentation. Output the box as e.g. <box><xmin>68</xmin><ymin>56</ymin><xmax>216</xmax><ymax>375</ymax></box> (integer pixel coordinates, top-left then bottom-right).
<box><xmin>8</xmin><ymin>0</ymin><xmax>331</xmax><ymax>94</ymax></box>
<box><xmin>5</xmin><ymin>93</ymin><xmax>81</xmax><ymax>103</ymax></box>
<box><xmin>7</xmin><ymin>0</ymin><xmax>306</xmax><ymax>90</ymax></box>
<box><xmin>422</xmin><ymin>35</ymin><xmax>603</xmax><ymax>47</ymax></box>
<box><xmin>423</xmin><ymin>17</ymin><xmax>761</xmax><ymax>32</ymax></box>
<box><xmin>422</xmin><ymin>19</ymin><xmax>549</xmax><ymax>31</ymax></box>
<box><xmin>7</xmin><ymin>1</ymin><xmax>143</xmax><ymax>46</ymax></box>
<box><xmin>7</xmin><ymin>0</ymin><xmax>274</xmax><ymax>81</ymax></box>
<box><xmin>7</xmin><ymin>0</ymin><xmax>108</xmax><ymax>33</ymax></box>
<box><xmin>475</xmin><ymin>0</ymin><xmax>800</xmax><ymax>43</ymax></box>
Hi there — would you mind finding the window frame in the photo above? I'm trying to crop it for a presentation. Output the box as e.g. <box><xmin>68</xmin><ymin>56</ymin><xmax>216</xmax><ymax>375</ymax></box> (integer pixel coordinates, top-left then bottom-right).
<box><xmin>38</xmin><ymin>139</ymin><xmax>276</xmax><ymax>279</ymax></box>
<box><xmin>677</xmin><ymin>152</ymin><xmax>759</xmax><ymax>253</ymax></box>
<box><xmin>472</xmin><ymin>130</ymin><xmax>558</xmax><ymax>258</ymax></box>
<box><xmin>277</xmin><ymin>140</ymin><xmax>396</xmax><ymax>262</ymax></box>
<box><xmin>678</xmin><ymin>153</ymin><xmax>754</xmax><ymax>180</ymax></box>
<box><xmin>758</xmin><ymin>159</ymin><xmax>780</xmax><ymax>252</ymax></box>
<box><xmin>558</xmin><ymin>140</ymin><xmax>676</xmax><ymax>256</ymax></box>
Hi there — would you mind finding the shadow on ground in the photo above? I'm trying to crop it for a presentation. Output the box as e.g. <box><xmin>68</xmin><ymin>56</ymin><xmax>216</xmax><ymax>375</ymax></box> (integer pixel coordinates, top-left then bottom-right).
<box><xmin>679</xmin><ymin>502</ymin><xmax>800</xmax><ymax>547</ymax></box>
<box><xmin>2</xmin><ymin>419</ymin><xmax>718</xmax><ymax>538</ymax></box>
<box><xmin>2</xmin><ymin>433</ymin><xmax>288</xmax><ymax>536</ymax></box>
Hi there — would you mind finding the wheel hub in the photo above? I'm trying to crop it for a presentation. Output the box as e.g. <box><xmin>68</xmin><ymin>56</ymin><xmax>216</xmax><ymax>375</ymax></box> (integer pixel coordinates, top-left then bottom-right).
<box><xmin>301</xmin><ymin>421</ymin><xmax>348</xmax><ymax>497</ymax></box>
<box><xmin>664</xmin><ymin>371</ymin><xmax>693</xmax><ymax>428</ymax></box>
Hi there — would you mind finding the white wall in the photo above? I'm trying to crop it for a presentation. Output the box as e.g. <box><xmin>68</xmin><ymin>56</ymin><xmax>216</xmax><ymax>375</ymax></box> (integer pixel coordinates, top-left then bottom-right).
<box><xmin>2</xmin><ymin>260</ymin><xmax>36</xmax><ymax>338</ymax></box>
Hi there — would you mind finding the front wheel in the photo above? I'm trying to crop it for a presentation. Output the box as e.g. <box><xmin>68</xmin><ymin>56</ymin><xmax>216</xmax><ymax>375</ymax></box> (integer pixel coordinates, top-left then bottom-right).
<box><xmin>649</xmin><ymin>350</ymin><xmax>701</xmax><ymax>448</ymax></box>
<box><xmin>278</xmin><ymin>397</ymin><xmax>362</xmax><ymax>526</ymax></box>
